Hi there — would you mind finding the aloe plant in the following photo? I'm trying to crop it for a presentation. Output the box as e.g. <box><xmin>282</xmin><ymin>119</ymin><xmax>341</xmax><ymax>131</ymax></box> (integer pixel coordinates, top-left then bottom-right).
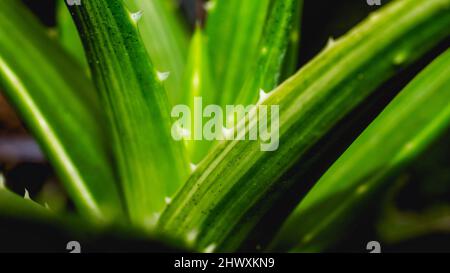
<box><xmin>0</xmin><ymin>0</ymin><xmax>449</xmax><ymax>253</ymax></box>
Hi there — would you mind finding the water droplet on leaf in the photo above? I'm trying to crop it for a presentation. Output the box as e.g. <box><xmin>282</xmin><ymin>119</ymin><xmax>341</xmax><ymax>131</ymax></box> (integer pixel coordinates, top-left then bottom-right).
<box><xmin>393</xmin><ymin>51</ymin><xmax>408</xmax><ymax>66</ymax></box>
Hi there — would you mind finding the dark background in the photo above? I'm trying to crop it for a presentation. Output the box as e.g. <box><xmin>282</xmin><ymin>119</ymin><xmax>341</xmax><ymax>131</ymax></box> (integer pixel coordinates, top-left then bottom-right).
<box><xmin>0</xmin><ymin>0</ymin><xmax>449</xmax><ymax>252</ymax></box>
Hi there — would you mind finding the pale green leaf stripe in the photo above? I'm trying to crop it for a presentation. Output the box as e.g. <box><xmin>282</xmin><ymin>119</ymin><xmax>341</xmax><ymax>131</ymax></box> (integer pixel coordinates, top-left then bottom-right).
<box><xmin>0</xmin><ymin>0</ymin><xmax>123</xmax><ymax>221</ymax></box>
<box><xmin>158</xmin><ymin>0</ymin><xmax>450</xmax><ymax>252</ymax></box>
<box><xmin>125</xmin><ymin>0</ymin><xmax>189</xmax><ymax>106</ymax></box>
<box><xmin>183</xmin><ymin>27</ymin><xmax>216</xmax><ymax>163</ymax></box>
<box><xmin>236</xmin><ymin>0</ymin><xmax>302</xmax><ymax>106</ymax></box>
<box><xmin>68</xmin><ymin>0</ymin><xmax>189</xmax><ymax>227</ymax></box>
<box><xmin>270</xmin><ymin>48</ymin><xmax>450</xmax><ymax>252</ymax></box>
<box><xmin>280</xmin><ymin>0</ymin><xmax>303</xmax><ymax>81</ymax></box>
<box><xmin>206</xmin><ymin>0</ymin><xmax>271</xmax><ymax>107</ymax></box>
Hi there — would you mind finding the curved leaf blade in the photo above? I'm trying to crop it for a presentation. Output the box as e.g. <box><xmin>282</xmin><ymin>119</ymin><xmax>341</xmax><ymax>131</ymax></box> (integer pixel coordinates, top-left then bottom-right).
<box><xmin>236</xmin><ymin>0</ymin><xmax>302</xmax><ymax>106</ymax></box>
<box><xmin>182</xmin><ymin>27</ymin><xmax>216</xmax><ymax>163</ymax></box>
<box><xmin>68</xmin><ymin>0</ymin><xmax>190</xmax><ymax>227</ymax></box>
<box><xmin>125</xmin><ymin>0</ymin><xmax>189</xmax><ymax>105</ymax></box>
<box><xmin>158</xmin><ymin>0</ymin><xmax>450</xmax><ymax>252</ymax></box>
<box><xmin>206</xmin><ymin>0</ymin><xmax>271</xmax><ymax>106</ymax></box>
<box><xmin>280</xmin><ymin>0</ymin><xmax>303</xmax><ymax>81</ymax></box>
<box><xmin>270</xmin><ymin>48</ymin><xmax>450</xmax><ymax>252</ymax></box>
<box><xmin>0</xmin><ymin>0</ymin><xmax>123</xmax><ymax>220</ymax></box>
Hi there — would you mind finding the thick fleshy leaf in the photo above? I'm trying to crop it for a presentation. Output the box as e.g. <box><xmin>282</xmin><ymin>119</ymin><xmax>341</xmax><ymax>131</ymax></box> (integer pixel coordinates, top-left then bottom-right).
<box><xmin>270</xmin><ymin>48</ymin><xmax>450</xmax><ymax>252</ymax></box>
<box><xmin>182</xmin><ymin>27</ymin><xmax>216</xmax><ymax>163</ymax></box>
<box><xmin>236</xmin><ymin>0</ymin><xmax>302</xmax><ymax>106</ymax></box>
<box><xmin>0</xmin><ymin>181</ymin><xmax>181</xmax><ymax>252</ymax></box>
<box><xmin>0</xmin><ymin>0</ymin><xmax>123</xmax><ymax>220</ymax></box>
<box><xmin>280</xmin><ymin>0</ymin><xmax>303</xmax><ymax>81</ymax></box>
<box><xmin>0</xmin><ymin>175</ymin><xmax>48</xmax><ymax>218</ymax></box>
<box><xmin>67</xmin><ymin>0</ymin><xmax>190</xmax><ymax>227</ymax></box>
<box><xmin>158</xmin><ymin>0</ymin><xmax>450</xmax><ymax>252</ymax></box>
<box><xmin>124</xmin><ymin>0</ymin><xmax>189</xmax><ymax>105</ymax></box>
<box><xmin>205</xmin><ymin>0</ymin><xmax>271</xmax><ymax>107</ymax></box>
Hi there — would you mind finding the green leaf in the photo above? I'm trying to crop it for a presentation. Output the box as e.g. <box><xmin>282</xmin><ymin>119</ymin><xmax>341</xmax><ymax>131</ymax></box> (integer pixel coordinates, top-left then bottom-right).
<box><xmin>205</xmin><ymin>0</ymin><xmax>271</xmax><ymax>106</ymax></box>
<box><xmin>182</xmin><ymin>27</ymin><xmax>217</xmax><ymax>163</ymax></box>
<box><xmin>280</xmin><ymin>0</ymin><xmax>303</xmax><ymax>81</ymax></box>
<box><xmin>0</xmin><ymin>175</ymin><xmax>49</xmax><ymax>218</ymax></box>
<box><xmin>377</xmin><ymin>175</ymin><xmax>450</xmax><ymax>244</ymax></box>
<box><xmin>124</xmin><ymin>0</ymin><xmax>189</xmax><ymax>105</ymax></box>
<box><xmin>270</xmin><ymin>48</ymin><xmax>450</xmax><ymax>252</ymax></box>
<box><xmin>0</xmin><ymin>179</ymin><xmax>182</xmax><ymax>252</ymax></box>
<box><xmin>57</xmin><ymin>0</ymin><xmax>88</xmax><ymax>68</ymax></box>
<box><xmin>68</xmin><ymin>0</ymin><xmax>189</xmax><ymax>227</ymax></box>
<box><xmin>158</xmin><ymin>0</ymin><xmax>450</xmax><ymax>252</ymax></box>
<box><xmin>0</xmin><ymin>0</ymin><xmax>123</xmax><ymax>221</ymax></box>
<box><xmin>188</xmin><ymin>0</ymin><xmax>301</xmax><ymax>162</ymax></box>
<box><xmin>235</xmin><ymin>0</ymin><xmax>302</xmax><ymax>106</ymax></box>
<box><xmin>376</xmin><ymin>129</ymin><xmax>450</xmax><ymax>244</ymax></box>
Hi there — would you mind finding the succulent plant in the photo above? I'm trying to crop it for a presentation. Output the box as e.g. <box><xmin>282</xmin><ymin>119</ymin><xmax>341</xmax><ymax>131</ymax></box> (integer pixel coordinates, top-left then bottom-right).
<box><xmin>0</xmin><ymin>0</ymin><xmax>449</xmax><ymax>252</ymax></box>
